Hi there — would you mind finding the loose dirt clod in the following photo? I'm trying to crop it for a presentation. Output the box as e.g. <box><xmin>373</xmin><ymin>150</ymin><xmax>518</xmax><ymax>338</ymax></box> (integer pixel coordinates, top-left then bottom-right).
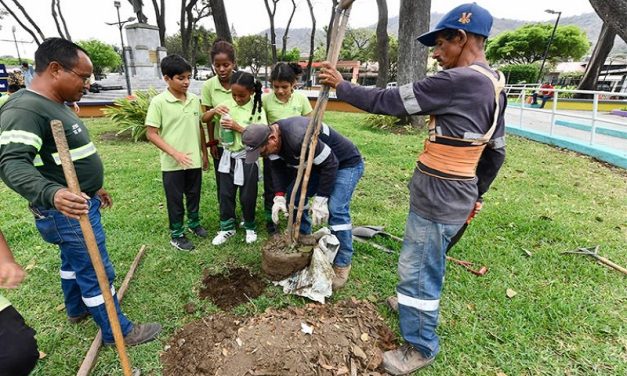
<box><xmin>199</xmin><ymin>268</ymin><xmax>266</xmax><ymax>310</ymax></box>
<box><xmin>161</xmin><ymin>298</ymin><xmax>399</xmax><ymax>375</ymax></box>
<box><xmin>261</xmin><ymin>234</ymin><xmax>313</xmax><ymax>280</ymax></box>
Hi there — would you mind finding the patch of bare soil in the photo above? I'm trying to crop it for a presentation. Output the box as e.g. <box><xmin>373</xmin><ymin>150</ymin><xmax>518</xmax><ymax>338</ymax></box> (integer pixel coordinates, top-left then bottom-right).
<box><xmin>261</xmin><ymin>234</ymin><xmax>313</xmax><ymax>281</ymax></box>
<box><xmin>161</xmin><ymin>298</ymin><xmax>399</xmax><ymax>376</ymax></box>
<box><xmin>199</xmin><ymin>268</ymin><xmax>267</xmax><ymax>310</ymax></box>
<box><xmin>99</xmin><ymin>131</ymin><xmax>131</xmax><ymax>141</ymax></box>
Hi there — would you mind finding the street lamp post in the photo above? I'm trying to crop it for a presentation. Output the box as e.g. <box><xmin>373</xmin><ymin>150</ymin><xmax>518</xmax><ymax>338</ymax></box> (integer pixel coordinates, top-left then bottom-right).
<box><xmin>107</xmin><ymin>1</ymin><xmax>134</xmax><ymax>96</ymax></box>
<box><xmin>537</xmin><ymin>9</ymin><xmax>562</xmax><ymax>83</ymax></box>
<box><xmin>11</xmin><ymin>26</ymin><xmax>22</xmax><ymax>64</ymax></box>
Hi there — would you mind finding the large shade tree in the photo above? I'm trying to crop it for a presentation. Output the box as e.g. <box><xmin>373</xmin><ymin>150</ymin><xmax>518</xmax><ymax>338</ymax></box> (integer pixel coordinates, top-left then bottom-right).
<box><xmin>397</xmin><ymin>0</ymin><xmax>430</xmax><ymax>127</ymax></box>
<box><xmin>375</xmin><ymin>0</ymin><xmax>389</xmax><ymax>88</ymax></box>
<box><xmin>486</xmin><ymin>23</ymin><xmax>589</xmax><ymax>65</ymax></box>
<box><xmin>576</xmin><ymin>0</ymin><xmax>627</xmax><ymax>93</ymax></box>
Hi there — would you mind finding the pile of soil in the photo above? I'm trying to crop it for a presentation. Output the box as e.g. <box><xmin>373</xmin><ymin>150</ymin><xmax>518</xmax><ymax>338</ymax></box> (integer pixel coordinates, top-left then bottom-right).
<box><xmin>161</xmin><ymin>298</ymin><xmax>399</xmax><ymax>375</ymax></box>
<box><xmin>261</xmin><ymin>234</ymin><xmax>313</xmax><ymax>281</ymax></box>
<box><xmin>199</xmin><ymin>268</ymin><xmax>267</xmax><ymax>310</ymax></box>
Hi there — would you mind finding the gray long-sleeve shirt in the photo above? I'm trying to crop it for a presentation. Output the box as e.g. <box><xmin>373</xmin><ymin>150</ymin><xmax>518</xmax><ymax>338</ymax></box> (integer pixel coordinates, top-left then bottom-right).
<box><xmin>336</xmin><ymin>62</ymin><xmax>506</xmax><ymax>224</ymax></box>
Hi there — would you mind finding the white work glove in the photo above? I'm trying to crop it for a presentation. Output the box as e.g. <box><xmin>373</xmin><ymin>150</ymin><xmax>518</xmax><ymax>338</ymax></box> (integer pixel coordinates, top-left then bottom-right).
<box><xmin>311</xmin><ymin>196</ymin><xmax>329</xmax><ymax>226</ymax></box>
<box><xmin>271</xmin><ymin>195</ymin><xmax>288</xmax><ymax>224</ymax></box>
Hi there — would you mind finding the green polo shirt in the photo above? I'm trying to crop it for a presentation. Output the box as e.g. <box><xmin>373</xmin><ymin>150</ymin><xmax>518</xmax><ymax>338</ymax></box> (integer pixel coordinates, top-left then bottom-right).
<box><xmin>201</xmin><ymin>76</ymin><xmax>232</xmax><ymax>140</ymax></box>
<box><xmin>218</xmin><ymin>98</ymin><xmax>267</xmax><ymax>152</ymax></box>
<box><xmin>0</xmin><ymin>294</ymin><xmax>10</xmax><ymax>312</ymax></box>
<box><xmin>145</xmin><ymin>89</ymin><xmax>202</xmax><ymax>172</ymax></box>
<box><xmin>262</xmin><ymin>91</ymin><xmax>313</xmax><ymax>124</ymax></box>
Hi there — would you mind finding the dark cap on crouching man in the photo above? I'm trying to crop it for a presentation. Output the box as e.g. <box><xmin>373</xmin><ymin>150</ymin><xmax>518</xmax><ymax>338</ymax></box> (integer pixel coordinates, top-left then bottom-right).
<box><xmin>242</xmin><ymin>117</ymin><xmax>364</xmax><ymax>289</ymax></box>
<box><xmin>318</xmin><ymin>3</ymin><xmax>506</xmax><ymax>375</ymax></box>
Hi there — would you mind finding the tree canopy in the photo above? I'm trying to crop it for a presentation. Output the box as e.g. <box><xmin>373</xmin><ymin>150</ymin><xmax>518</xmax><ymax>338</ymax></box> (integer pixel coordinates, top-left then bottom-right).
<box><xmin>486</xmin><ymin>23</ymin><xmax>590</xmax><ymax>65</ymax></box>
<box><xmin>77</xmin><ymin>40</ymin><xmax>121</xmax><ymax>76</ymax></box>
<box><xmin>236</xmin><ymin>35</ymin><xmax>272</xmax><ymax>76</ymax></box>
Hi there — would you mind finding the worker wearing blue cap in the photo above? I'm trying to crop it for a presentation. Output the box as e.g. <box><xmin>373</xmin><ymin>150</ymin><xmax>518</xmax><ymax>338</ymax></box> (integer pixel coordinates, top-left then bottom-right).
<box><xmin>320</xmin><ymin>3</ymin><xmax>507</xmax><ymax>374</ymax></box>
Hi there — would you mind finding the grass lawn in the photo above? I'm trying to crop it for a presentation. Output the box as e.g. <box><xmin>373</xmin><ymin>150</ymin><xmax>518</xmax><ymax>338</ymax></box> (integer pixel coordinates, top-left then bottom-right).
<box><xmin>1</xmin><ymin>112</ymin><xmax>625</xmax><ymax>375</ymax></box>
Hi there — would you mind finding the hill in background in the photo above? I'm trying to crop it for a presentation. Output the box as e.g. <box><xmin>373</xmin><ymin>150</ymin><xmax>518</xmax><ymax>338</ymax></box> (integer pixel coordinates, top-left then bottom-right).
<box><xmin>262</xmin><ymin>11</ymin><xmax>626</xmax><ymax>58</ymax></box>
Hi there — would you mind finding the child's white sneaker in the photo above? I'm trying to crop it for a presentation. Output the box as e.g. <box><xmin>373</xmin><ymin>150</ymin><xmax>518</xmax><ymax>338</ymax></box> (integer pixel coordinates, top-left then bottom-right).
<box><xmin>212</xmin><ymin>230</ymin><xmax>236</xmax><ymax>245</ymax></box>
<box><xmin>245</xmin><ymin>230</ymin><xmax>257</xmax><ymax>244</ymax></box>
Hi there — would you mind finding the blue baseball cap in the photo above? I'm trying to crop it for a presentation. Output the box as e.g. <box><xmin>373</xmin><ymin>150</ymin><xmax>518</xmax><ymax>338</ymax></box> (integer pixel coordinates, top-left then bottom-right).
<box><xmin>417</xmin><ymin>2</ymin><xmax>493</xmax><ymax>47</ymax></box>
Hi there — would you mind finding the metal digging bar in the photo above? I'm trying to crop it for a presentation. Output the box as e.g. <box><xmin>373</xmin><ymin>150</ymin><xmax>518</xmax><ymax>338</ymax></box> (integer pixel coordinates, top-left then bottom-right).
<box><xmin>287</xmin><ymin>0</ymin><xmax>356</xmax><ymax>244</ymax></box>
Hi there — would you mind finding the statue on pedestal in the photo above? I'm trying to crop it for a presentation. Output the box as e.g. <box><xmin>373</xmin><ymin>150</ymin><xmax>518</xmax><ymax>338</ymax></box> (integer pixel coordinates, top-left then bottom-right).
<box><xmin>128</xmin><ymin>0</ymin><xmax>148</xmax><ymax>24</ymax></box>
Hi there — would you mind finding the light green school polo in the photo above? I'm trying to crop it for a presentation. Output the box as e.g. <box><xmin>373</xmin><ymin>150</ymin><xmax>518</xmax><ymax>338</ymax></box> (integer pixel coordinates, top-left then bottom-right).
<box><xmin>262</xmin><ymin>91</ymin><xmax>313</xmax><ymax>124</ymax></box>
<box><xmin>0</xmin><ymin>294</ymin><xmax>10</xmax><ymax>312</ymax></box>
<box><xmin>201</xmin><ymin>76</ymin><xmax>232</xmax><ymax>140</ymax></box>
<box><xmin>0</xmin><ymin>94</ymin><xmax>10</xmax><ymax>108</ymax></box>
<box><xmin>218</xmin><ymin>97</ymin><xmax>267</xmax><ymax>152</ymax></box>
<box><xmin>145</xmin><ymin>89</ymin><xmax>202</xmax><ymax>172</ymax></box>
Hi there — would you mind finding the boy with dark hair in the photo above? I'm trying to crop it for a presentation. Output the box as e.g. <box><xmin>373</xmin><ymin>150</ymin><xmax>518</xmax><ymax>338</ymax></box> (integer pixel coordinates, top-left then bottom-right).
<box><xmin>146</xmin><ymin>54</ymin><xmax>209</xmax><ymax>251</ymax></box>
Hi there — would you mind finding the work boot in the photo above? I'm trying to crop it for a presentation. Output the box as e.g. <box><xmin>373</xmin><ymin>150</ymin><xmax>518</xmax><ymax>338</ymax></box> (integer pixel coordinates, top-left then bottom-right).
<box><xmin>266</xmin><ymin>221</ymin><xmax>278</xmax><ymax>236</ymax></box>
<box><xmin>386</xmin><ymin>296</ymin><xmax>399</xmax><ymax>313</ymax></box>
<box><xmin>383</xmin><ymin>343</ymin><xmax>435</xmax><ymax>375</ymax></box>
<box><xmin>104</xmin><ymin>323</ymin><xmax>162</xmax><ymax>347</ymax></box>
<box><xmin>298</xmin><ymin>234</ymin><xmax>316</xmax><ymax>246</ymax></box>
<box><xmin>68</xmin><ymin>311</ymin><xmax>90</xmax><ymax>324</ymax></box>
<box><xmin>332</xmin><ymin>264</ymin><xmax>351</xmax><ymax>290</ymax></box>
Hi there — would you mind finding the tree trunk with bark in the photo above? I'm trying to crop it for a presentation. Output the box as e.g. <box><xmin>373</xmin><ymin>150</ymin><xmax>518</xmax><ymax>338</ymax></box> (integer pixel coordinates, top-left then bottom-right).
<box><xmin>305</xmin><ymin>0</ymin><xmax>316</xmax><ymax>87</ymax></box>
<box><xmin>281</xmin><ymin>0</ymin><xmax>297</xmax><ymax>60</ymax></box>
<box><xmin>326</xmin><ymin>0</ymin><xmax>339</xmax><ymax>53</ymax></box>
<box><xmin>263</xmin><ymin>0</ymin><xmax>279</xmax><ymax>64</ymax></box>
<box><xmin>375</xmin><ymin>0</ymin><xmax>389</xmax><ymax>88</ymax></box>
<box><xmin>210</xmin><ymin>0</ymin><xmax>232</xmax><ymax>43</ymax></box>
<box><xmin>0</xmin><ymin>0</ymin><xmax>45</xmax><ymax>45</ymax></box>
<box><xmin>588</xmin><ymin>0</ymin><xmax>627</xmax><ymax>43</ymax></box>
<box><xmin>397</xmin><ymin>0</ymin><xmax>430</xmax><ymax>127</ymax></box>
<box><xmin>151</xmin><ymin>0</ymin><xmax>166</xmax><ymax>46</ymax></box>
<box><xmin>575</xmin><ymin>22</ymin><xmax>616</xmax><ymax>97</ymax></box>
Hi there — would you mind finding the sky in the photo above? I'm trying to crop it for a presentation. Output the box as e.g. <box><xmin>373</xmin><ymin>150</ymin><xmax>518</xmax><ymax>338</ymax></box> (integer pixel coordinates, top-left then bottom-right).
<box><xmin>0</xmin><ymin>0</ymin><xmax>595</xmax><ymax>60</ymax></box>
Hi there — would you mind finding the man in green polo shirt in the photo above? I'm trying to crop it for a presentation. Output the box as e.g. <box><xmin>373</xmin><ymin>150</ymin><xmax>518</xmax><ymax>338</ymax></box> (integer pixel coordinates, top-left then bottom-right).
<box><xmin>0</xmin><ymin>229</ymin><xmax>39</xmax><ymax>375</ymax></box>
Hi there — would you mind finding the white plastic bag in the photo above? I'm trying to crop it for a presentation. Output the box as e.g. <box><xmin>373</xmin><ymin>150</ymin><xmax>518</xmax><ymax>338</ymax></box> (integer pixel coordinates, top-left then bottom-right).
<box><xmin>274</xmin><ymin>229</ymin><xmax>339</xmax><ymax>303</ymax></box>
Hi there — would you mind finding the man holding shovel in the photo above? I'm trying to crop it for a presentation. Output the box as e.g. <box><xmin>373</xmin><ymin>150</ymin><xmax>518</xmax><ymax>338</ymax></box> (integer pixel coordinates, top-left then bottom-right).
<box><xmin>0</xmin><ymin>38</ymin><xmax>161</xmax><ymax>346</ymax></box>
<box><xmin>242</xmin><ymin>117</ymin><xmax>364</xmax><ymax>290</ymax></box>
<box><xmin>320</xmin><ymin>3</ymin><xmax>506</xmax><ymax>374</ymax></box>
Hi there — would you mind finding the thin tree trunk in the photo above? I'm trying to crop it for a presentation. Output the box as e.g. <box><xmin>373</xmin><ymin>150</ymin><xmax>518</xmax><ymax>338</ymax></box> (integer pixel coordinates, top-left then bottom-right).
<box><xmin>589</xmin><ymin>0</ymin><xmax>627</xmax><ymax>43</ymax></box>
<box><xmin>263</xmin><ymin>0</ymin><xmax>279</xmax><ymax>64</ymax></box>
<box><xmin>0</xmin><ymin>0</ymin><xmax>41</xmax><ymax>45</ymax></box>
<box><xmin>326</xmin><ymin>0</ymin><xmax>339</xmax><ymax>53</ymax></box>
<box><xmin>10</xmin><ymin>0</ymin><xmax>46</xmax><ymax>41</ymax></box>
<box><xmin>305</xmin><ymin>0</ymin><xmax>316</xmax><ymax>87</ymax></box>
<box><xmin>397</xmin><ymin>0</ymin><xmax>430</xmax><ymax>127</ymax></box>
<box><xmin>51</xmin><ymin>0</ymin><xmax>66</xmax><ymax>39</ymax></box>
<box><xmin>575</xmin><ymin>22</ymin><xmax>616</xmax><ymax>97</ymax></box>
<box><xmin>56</xmin><ymin>0</ymin><xmax>71</xmax><ymax>40</ymax></box>
<box><xmin>210</xmin><ymin>0</ymin><xmax>232</xmax><ymax>43</ymax></box>
<box><xmin>375</xmin><ymin>0</ymin><xmax>389</xmax><ymax>88</ymax></box>
<box><xmin>281</xmin><ymin>0</ymin><xmax>297</xmax><ymax>60</ymax></box>
<box><xmin>151</xmin><ymin>0</ymin><xmax>166</xmax><ymax>46</ymax></box>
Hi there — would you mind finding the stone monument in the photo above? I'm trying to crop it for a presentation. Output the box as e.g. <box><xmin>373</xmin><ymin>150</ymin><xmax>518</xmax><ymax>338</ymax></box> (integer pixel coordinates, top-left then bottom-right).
<box><xmin>124</xmin><ymin>0</ymin><xmax>167</xmax><ymax>79</ymax></box>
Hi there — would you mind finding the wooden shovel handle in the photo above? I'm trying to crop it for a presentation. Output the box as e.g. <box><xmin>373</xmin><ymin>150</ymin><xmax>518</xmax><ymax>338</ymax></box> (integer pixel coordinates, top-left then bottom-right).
<box><xmin>50</xmin><ymin>120</ymin><xmax>133</xmax><ymax>376</ymax></box>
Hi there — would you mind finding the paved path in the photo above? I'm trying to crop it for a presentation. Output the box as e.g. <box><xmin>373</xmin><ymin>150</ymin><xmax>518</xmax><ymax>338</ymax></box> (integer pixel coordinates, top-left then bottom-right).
<box><xmin>505</xmin><ymin>107</ymin><xmax>627</xmax><ymax>153</ymax></box>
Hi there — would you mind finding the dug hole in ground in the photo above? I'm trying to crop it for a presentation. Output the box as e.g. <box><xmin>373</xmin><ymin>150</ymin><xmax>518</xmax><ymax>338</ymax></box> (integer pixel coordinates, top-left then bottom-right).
<box><xmin>161</xmin><ymin>230</ymin><xmax>400</xmax><ymax>375</ymax></box>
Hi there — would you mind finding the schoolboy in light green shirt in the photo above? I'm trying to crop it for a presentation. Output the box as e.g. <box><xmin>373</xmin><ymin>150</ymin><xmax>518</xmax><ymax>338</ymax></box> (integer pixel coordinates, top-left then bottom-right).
<box><xmin>146</xmin><ymin>55</ymin><xmax>209</xmax><ymax>251</ymax></box>
<box><xmin>209</xmin><ymin>71</ymin><xmax>266</xmax><ymax>246</ymax></box>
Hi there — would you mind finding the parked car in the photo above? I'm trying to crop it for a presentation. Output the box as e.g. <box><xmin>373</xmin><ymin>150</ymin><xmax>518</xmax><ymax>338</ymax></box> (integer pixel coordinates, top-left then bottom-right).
<box><xmin>386</xmin><ymin>82</ymin><xmax>397</xmax><ymax>89</ymax></box>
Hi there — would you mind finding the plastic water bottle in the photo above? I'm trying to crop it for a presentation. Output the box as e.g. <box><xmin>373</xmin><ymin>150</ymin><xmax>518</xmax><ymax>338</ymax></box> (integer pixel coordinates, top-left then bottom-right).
<box><xmin>220</xmin><ymin>113</ymin><xmax>234</xmax><ymax>147</ymax></box>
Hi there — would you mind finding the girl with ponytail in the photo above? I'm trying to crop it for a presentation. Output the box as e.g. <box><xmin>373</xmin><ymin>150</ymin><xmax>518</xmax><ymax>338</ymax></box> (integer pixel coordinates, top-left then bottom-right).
<box><xmin>210</xmin><ymin>71</ymin><xmax>267</xmax><ymax>246</ymax></box>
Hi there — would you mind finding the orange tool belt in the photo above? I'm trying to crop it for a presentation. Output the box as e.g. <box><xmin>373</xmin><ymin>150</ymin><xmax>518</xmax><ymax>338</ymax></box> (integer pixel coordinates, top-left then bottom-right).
<box><xmin>417</xmin><ymin>65</ymin><xmax>505</xmax><ymax>181</ymax></box>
